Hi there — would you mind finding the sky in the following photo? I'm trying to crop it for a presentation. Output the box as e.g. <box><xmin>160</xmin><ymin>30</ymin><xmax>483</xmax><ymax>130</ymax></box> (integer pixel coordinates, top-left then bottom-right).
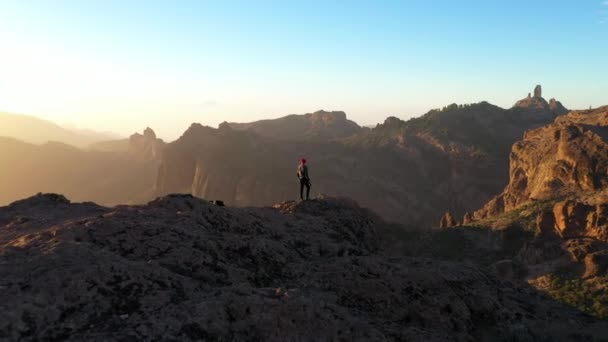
<box><xmin>0</xmin><ymin>0</ymin><xmax>607</xmax><ymax>140</ymax></box>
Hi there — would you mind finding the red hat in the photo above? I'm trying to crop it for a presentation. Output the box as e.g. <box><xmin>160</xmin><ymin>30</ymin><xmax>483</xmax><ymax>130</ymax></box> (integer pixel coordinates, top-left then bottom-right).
<box><xmin>300</xmin><ymin>158</ymin><xmax>306</xmax><ymax>164</ymax></box>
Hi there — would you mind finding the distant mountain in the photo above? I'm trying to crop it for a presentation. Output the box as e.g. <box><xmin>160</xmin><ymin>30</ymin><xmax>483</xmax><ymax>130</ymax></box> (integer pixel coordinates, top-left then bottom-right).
<box><xmin>89</xmin><ymin>127</ymin><xmax>165</xmax><ymax>161</ymax></box>
<box><xmin>155</xmin><ymin>86</ymin><xmax>570</xmax><ymax>226</ymax></box>
<box><xmin>0</xmin><ymin>86</ymin><xmax>572</xmax><ymax>225</ymax></box>
<box><xmin>228</xmin><ymin>110</ymin><xmax>362</xmax><ymax>140</ymax></box>
<box><xmin>0</xmin><ymin>128</ymin><xmax>163</xmax><ymax>206</ymax></box>
<box><xmin>0</xmin><ymin>112</ymin><xmax>120</xmax><ymax>148</ymax></box>
<box><xmin>512</xmin><ymin>85</ymin><xmax>568</xmax><ymax>118</ymax></box>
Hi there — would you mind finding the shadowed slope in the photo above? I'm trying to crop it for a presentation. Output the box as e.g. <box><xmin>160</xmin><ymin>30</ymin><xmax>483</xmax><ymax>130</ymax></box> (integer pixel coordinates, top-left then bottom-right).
<box><xmin>1</xmin><ymin>194</ymin><xmax>606</xmax><ymax>341</ymax></box>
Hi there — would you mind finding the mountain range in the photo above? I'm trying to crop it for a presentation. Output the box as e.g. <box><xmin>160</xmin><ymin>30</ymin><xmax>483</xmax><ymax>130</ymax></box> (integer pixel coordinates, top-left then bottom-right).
<box><xmin>0</xmin><ymin>112</ymin><xmax>120</xmax><ymax>148</ymax></box>
<box><xmin>0</xmin><ymin>85</ymin><xmax>570</xmax><ymax>226</ymax></box>
<box><xmin>155</xmin><ymin>85</ymin><xmax>568</xmax><ymax>226</ymax></box>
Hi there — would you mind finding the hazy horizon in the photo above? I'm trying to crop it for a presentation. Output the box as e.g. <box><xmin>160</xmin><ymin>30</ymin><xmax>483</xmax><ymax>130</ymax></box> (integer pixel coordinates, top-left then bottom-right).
<box><xmin>1</xmin><ymin>0</ymin><xmax>607</xmax><ymax>140</ymax></box>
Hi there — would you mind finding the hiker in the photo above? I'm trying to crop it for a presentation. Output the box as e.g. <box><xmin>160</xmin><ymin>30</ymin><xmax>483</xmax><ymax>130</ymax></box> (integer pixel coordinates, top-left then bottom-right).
<box><xmin>297</xmin><ymin>158</ymin><xmax>311</xmax><ymax>200</ymax></box>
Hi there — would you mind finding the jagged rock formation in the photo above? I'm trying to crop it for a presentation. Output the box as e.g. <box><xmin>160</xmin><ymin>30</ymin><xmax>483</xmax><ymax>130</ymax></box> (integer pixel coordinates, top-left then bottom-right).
<box><xmin>475</xmin><ymin>106</ymin><xmax>608</xmax><ymax>219</ymax></box>
<box><xmin>1</xmin><ymin>194</ymin><xmax>607</xmax><ymax>340</ymax></box>
<box><xmin>534</xmin><ymin>85</ymin><xmax>542</xmax><ymax>98</ymax></box>
<box><xmin>128</xmin><ymin>127</ymin><xmax>165</xmax><ymax>161</ymax></box>
<box><xmin>91</xmin><ymin>127</ymin><xmax>166</xmax><ymax>162</ymax></box>
<box><xmin>464</xmin><ymin>106</ymin><xmax>608</xmax><ymax>317</ymax></box>
<box><xmin>513</xmin><ymin>85</ymin><xmax>568</xmax><ymax>118</ymax></box>
<box><xmin>439</xmin><ymin>212</ymin><xmax>458</xmax><ymax>227</ymax></box>
<box><xmin>228</xmin><ymin>110</ymin><xmax>362</xmax><ymax>141</ymax></box>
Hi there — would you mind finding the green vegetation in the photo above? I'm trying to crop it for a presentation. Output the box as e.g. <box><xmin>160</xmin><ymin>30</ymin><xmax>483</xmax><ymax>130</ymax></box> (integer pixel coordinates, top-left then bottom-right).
<box><xmin>478</xmin><ymin>197</ymin><xmax>565</xmax><ymax>231</ymax></box>
<box><xmin>542</xmin><ymin>275</ymin><xmax>608</xmax><ymax>319</ymax></box>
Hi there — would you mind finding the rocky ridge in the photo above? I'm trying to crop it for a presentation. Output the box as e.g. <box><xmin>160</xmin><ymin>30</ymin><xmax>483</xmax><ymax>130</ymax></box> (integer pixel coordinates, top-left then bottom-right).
<box><xmin>228</xmin><ymin>110</ymin><xmax>363</xmax><ymax>141</ymax></box>
<box><xmin>2</xmin><ymin>194</ymin><xmax>606</xmax><ymax>341</ymax></box>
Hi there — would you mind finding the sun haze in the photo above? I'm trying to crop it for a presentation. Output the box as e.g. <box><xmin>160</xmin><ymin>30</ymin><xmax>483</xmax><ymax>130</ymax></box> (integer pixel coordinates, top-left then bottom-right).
<box><xmin>0</xmin><ymin>0</ymin><xmax>606</xmax><ymax>139</ymax></box>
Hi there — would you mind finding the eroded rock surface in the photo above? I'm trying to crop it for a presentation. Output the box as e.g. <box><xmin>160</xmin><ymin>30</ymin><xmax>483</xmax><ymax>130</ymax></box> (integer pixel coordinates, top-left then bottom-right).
<box><xmin>1</xmin><ymin>194</ymin><xmax>606</xmax><ymax>341</ymax></box>
<box><xmin>475</xmin><ymin>106</ymin><xmax>608</xmax><ymax>220</ymax></box>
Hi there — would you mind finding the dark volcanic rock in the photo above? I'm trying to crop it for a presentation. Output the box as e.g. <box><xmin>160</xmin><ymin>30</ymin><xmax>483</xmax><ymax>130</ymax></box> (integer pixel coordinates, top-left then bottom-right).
<box><xmin>1</xmin><ymin>194</ymin><xmax>606</xmax><ymax>341</ymax></box>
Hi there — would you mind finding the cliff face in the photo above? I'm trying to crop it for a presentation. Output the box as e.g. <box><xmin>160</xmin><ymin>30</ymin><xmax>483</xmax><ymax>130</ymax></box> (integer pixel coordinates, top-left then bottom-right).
<box><xmin>128</xmin><ymin>127</ymin><xmax>165</xmax><ymax>161</ymax></box>
<box><xmin>1</xmin><ymin>193</ymin><xmax>606</xmax><ymax>340</ymax></box>
<box><xmin>475</xmin><ymin>106</ymin><xmax>608</xmax><ymax>219</ymax></box>
<box><xmin>457</xmin><ymin>106</ymin><xmax>608</xmax><ymax>315</ymax></box>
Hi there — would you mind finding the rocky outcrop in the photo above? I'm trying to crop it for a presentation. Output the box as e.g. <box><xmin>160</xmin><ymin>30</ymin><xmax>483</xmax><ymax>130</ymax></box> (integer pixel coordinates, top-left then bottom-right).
<box><xmin>513</xmin><ymin>85</ymin><xmax>568</xmax><ymax>118</ymax></box>
<box><xmin>553</xmin><ymin>201</ymin><xmax>608</xmax><ymax>240</ymax></box>
<box><xmin>439</xmin><ymin>212</ymin><xmax>458</xmax><ymax>227</ymax></box>
<box><xmin>534</xmin><ymin>85</ymin><xmax>542</xmax><ymax>98</ymax></box>
<box><xmin>128</xmin><ymin>127</ymin><xmax>165</xmax><ymax>161</ymax></box>
<box><xmin>1</xmin><ymin>194</ymin><xmax>607</xmax><ymax>340</ymax></box>
<box><xmin>583</xmin><ymin>250</ymin><xmax>608</xmax><ymax>278</ymax></box>
<box><xmin>549</xmin><ymin>98</ymin><xmax>568</xmax><ymax>114</ymax></box>
<box><xmin>529</xmin><ymin>200</ymin><xmax>608</xmax><ymax>242</ymax></box>
<box><xmin>475</xmin><ymin>106</ymin><xmax>608</xmax><ymax>219</ymax></box>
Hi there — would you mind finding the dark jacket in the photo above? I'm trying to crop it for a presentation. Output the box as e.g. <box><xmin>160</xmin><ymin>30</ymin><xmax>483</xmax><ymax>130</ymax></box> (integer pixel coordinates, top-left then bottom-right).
<box><xmin>297</xmin><ymin>164</ymin><xmax>309</xmax><ymax>180</ymax></box>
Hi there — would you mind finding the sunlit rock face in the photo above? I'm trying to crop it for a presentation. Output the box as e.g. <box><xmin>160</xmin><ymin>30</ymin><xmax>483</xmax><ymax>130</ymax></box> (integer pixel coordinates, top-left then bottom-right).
<box><xmin>475</xmin><ymin>106</ymin><xmax>608</xmax><ymax>220</ymax></box>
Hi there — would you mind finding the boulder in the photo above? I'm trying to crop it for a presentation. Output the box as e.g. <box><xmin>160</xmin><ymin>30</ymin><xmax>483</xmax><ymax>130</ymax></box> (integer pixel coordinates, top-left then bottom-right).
<box><xmin>583</xmin><ymin>250</ymin><xmax>608</xmax><ymax>279</ymax></box>
<box><xmin>553</xmin><ymin>200</ymin><xmax>592</xmax><ymax>238</ymax></box>
<box><xmin>440</xmin><ymin>212</ymin><xmax>458</xmax><ymax>228</ymax></box>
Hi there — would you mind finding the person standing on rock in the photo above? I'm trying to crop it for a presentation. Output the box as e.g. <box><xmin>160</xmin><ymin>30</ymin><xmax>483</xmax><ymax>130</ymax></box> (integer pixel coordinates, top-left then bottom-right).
<box><xmin>297</xmin><ymin>158</ymin><xmax>311</xmax><ymax>200</ymax></box>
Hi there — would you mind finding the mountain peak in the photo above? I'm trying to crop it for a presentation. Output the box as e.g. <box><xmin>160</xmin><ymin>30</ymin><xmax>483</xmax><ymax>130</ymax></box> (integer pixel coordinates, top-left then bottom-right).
<box><xmin>311</xmin><ymin>110</ymin><xmax>347</xmax><ymax>121</ymax></box>
<box><xmin>534</xmin><ymin>84</ymin><xmax>542</xmax><ymax>98</ymax></box>
<box><xmin>143</xmin><ymin>127</ymin><xmax>156</xmax><ymax>139</ymax></box>
<box><xmin>227</xmin><ymin>110</ymin><xmax>361</xmax><ymax>141</ymax></box>
<box><xmin>128</xmin><ymin>127</ymin><xmax>165</xmax><ymax>161</ymax></box>
<box><xmin>513</xmin><ymin>85</ymin><xmax>568</xmax><ymax>116</ymax></box>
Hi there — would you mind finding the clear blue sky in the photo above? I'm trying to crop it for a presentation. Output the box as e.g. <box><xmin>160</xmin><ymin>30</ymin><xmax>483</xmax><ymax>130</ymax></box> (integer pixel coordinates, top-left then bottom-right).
<box><xmin>0</xmin><ymin>0</ymin><xmax>606</xmax><ymax>139</ymax></box>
